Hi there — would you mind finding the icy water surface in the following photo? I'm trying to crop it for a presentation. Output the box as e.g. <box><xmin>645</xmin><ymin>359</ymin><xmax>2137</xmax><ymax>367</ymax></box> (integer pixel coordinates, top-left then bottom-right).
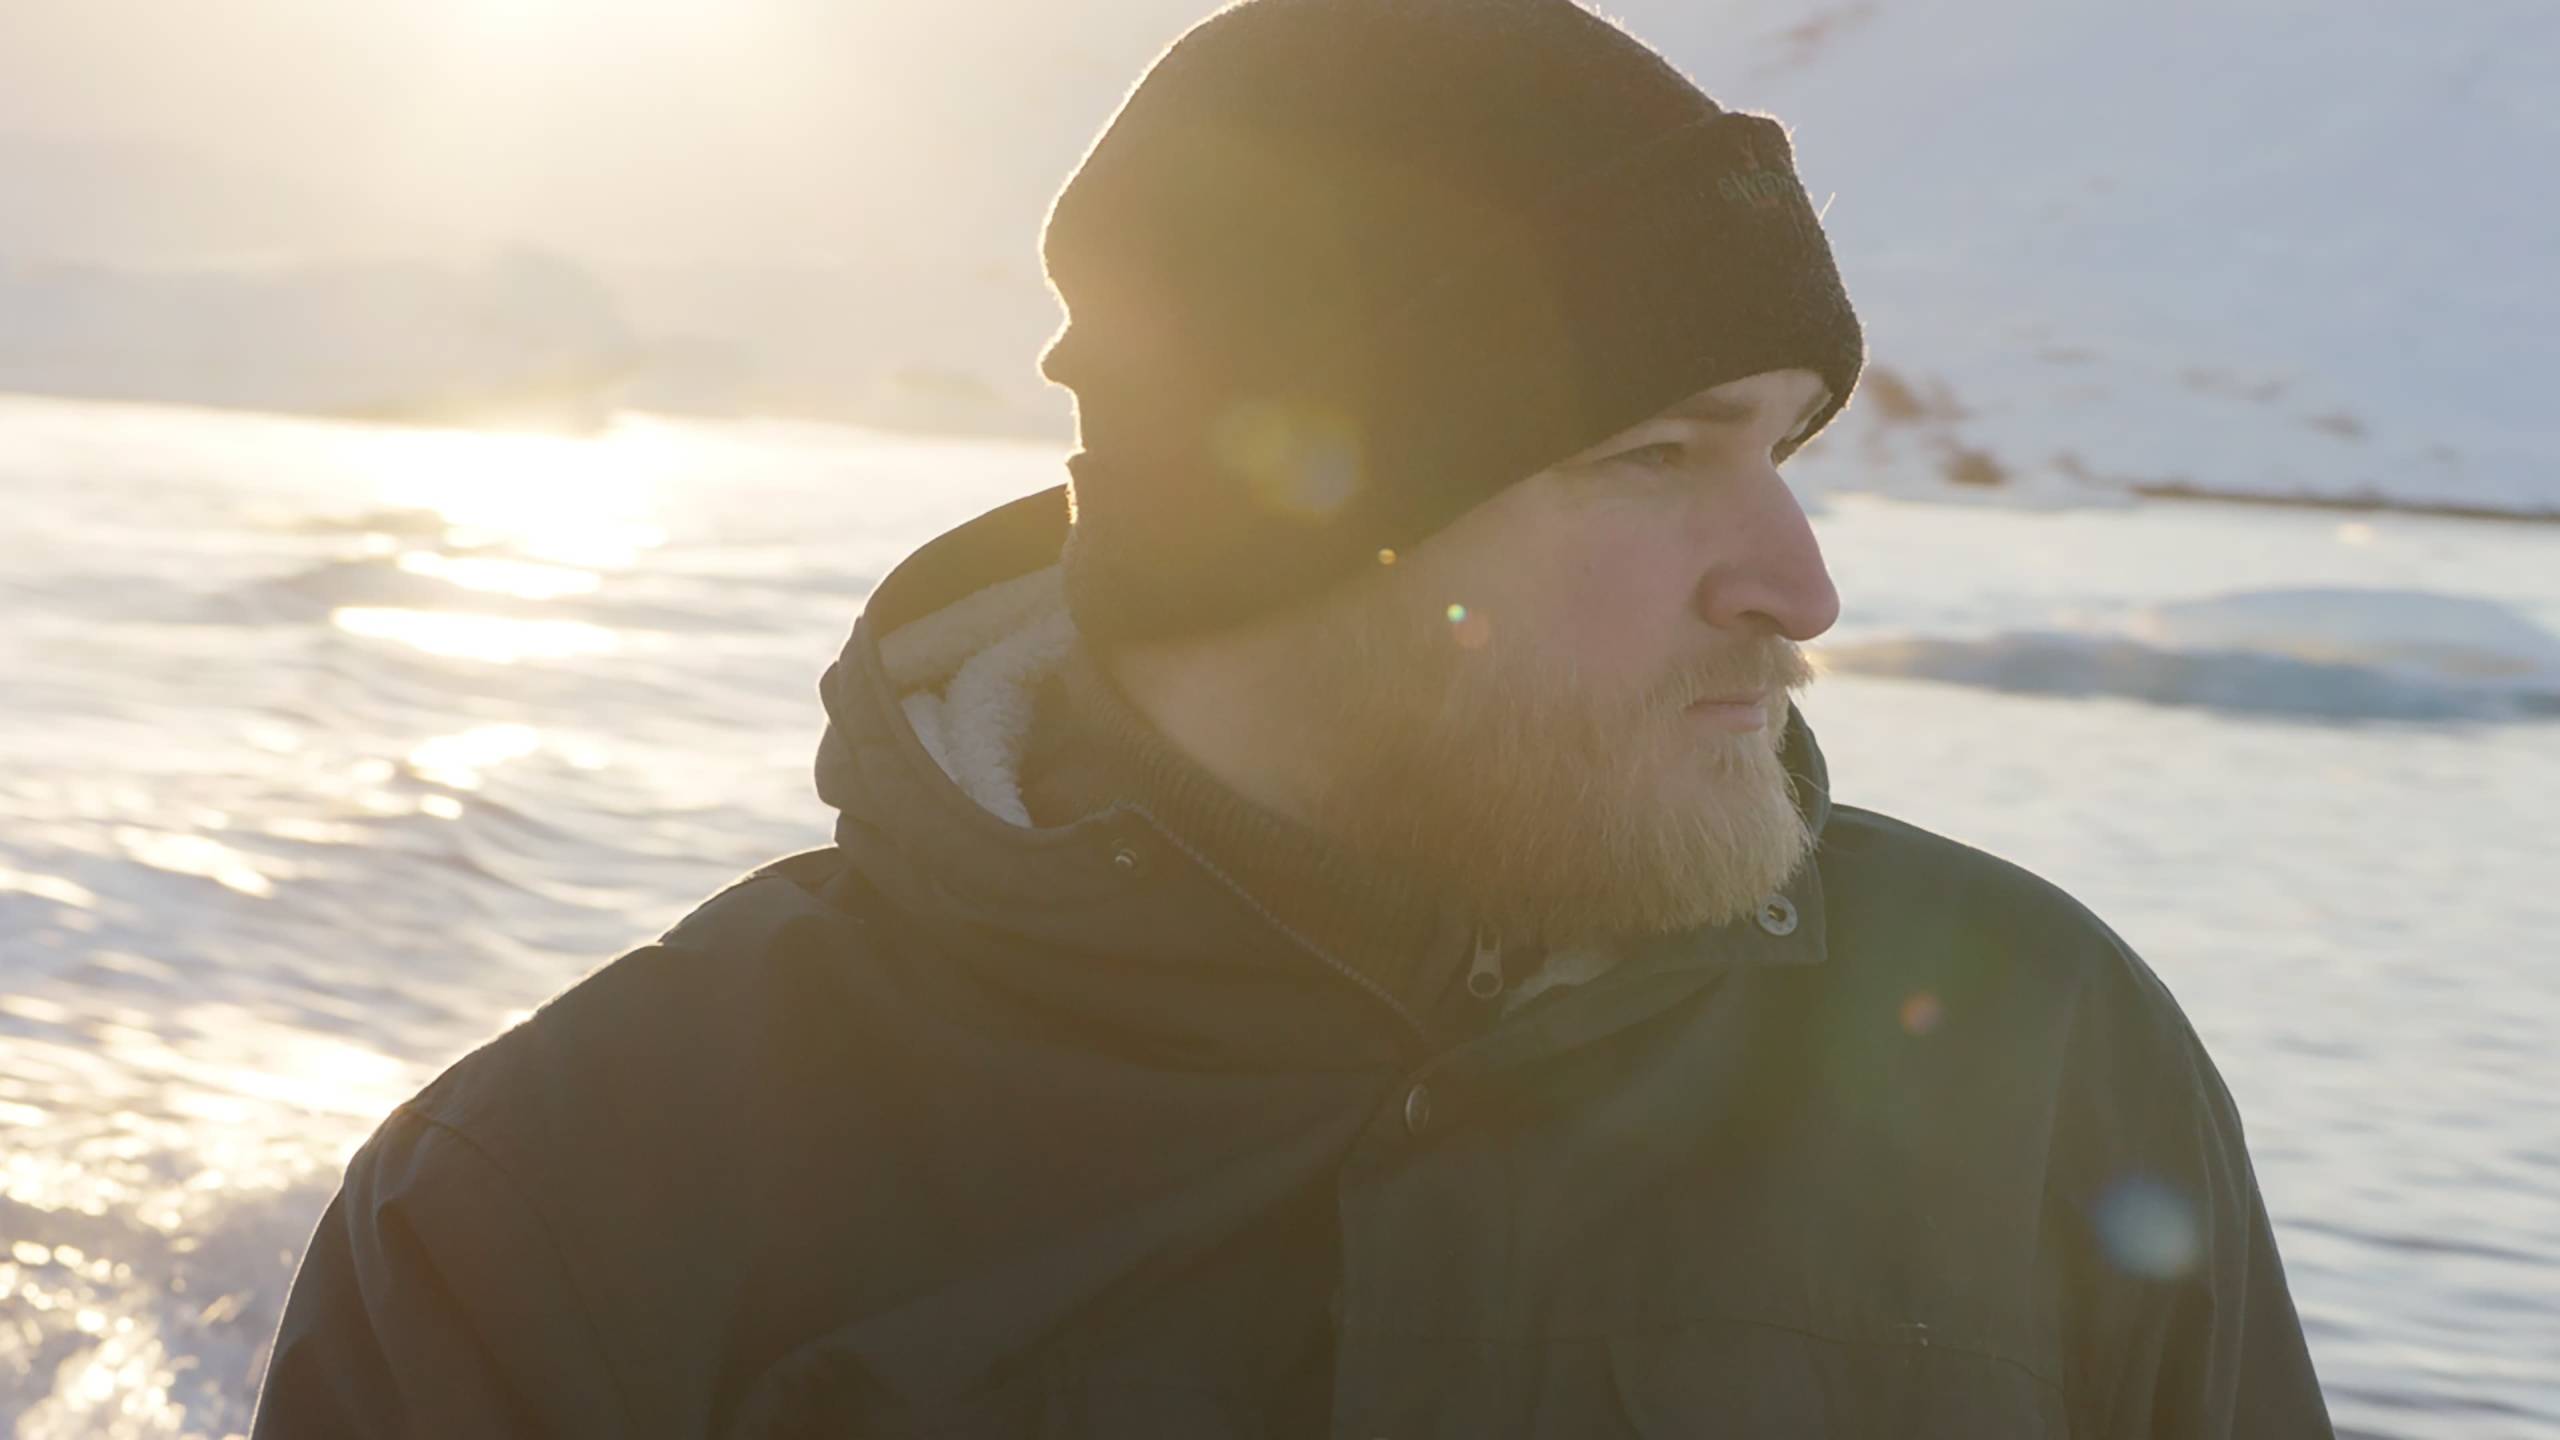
<box><xmin>1</xmin><ymin>395</ymin><xmax>2553</xmax><ymax>1437</ymax></box>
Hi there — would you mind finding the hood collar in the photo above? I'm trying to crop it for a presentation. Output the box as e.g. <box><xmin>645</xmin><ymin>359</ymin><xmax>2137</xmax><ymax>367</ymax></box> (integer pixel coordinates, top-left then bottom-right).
<box><xmin>815</xmin><ymin>484</ymin><xmax>1833</xmax><ymax>1038</ymax></box>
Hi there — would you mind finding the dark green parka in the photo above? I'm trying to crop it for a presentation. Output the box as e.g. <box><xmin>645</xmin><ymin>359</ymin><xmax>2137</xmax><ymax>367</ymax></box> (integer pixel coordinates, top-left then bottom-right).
<box><xmin>252</xmin><ymin>485</ymin><xmax>2333</xmax><ymax>1438</ymax></box>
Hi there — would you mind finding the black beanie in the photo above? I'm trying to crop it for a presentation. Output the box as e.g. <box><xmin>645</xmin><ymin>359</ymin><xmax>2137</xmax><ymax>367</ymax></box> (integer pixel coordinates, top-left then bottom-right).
<box><xmin>1038</xmin><ymin>0</ymin><xmax>1864</xmax><ymax>645</ymax></box>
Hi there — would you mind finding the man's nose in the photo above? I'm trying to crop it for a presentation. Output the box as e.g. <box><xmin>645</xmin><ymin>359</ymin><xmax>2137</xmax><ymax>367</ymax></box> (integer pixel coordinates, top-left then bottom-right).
<box><xmin>1687</xmin><ymin>474</ymin><xmax>1841</xmax><ymax>642</ymax></box>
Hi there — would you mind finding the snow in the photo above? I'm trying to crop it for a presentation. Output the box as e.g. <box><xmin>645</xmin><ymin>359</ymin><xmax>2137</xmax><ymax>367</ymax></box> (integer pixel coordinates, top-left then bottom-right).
<box><xmin>6</xmin><ymin>0</ymin><xmax>2552</xmax><ymax>512</ymax></box>
<box><xmin>2122</xmin><ymin>588</ymin><xmax>2560</xmax><ymax>684</ymax></box>
<box><xmin>1822</xmin><ymin>586</ymin><xmax>2560</xmax><ymax>723</ymax></box>
<box><xmin>1627</xmin><ymin>0</ymin><xmax>2560</xmax><ymax>519</ymax></box>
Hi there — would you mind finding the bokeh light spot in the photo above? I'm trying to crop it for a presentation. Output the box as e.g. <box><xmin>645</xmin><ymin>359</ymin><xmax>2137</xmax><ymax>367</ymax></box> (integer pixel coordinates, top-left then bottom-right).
<box><xmin>2094</xmin><ymin>1173</ymin><xmax>2201</xmax><ymax>1279</ymax></box>
<box><xmin>1213</xmin><ymin>397</ymin><xmax>1364</xmax><ymax>521</ymax></box>
<box><xmin>1900</xmin><ymin>991</ymin><xmax>1944</xmax><ymax>1035</ymax></box>
<box><xmin>1445</xmin><ymin>602</ymin><xmax>1492</xmax><ymax>650</ymax></box>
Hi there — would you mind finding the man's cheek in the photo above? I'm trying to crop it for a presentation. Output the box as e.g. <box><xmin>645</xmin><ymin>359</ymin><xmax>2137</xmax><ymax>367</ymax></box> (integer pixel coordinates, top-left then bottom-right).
<box><xmin>1557</xmin><ymin>538</ymin><xmax>1683</xmax><ymax>655</ymax></box>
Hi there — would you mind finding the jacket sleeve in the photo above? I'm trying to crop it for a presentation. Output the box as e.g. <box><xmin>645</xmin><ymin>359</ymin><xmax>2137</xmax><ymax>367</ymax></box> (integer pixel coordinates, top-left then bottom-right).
<box><xmin>250</xmin><ymin>1109</ymin><xmax>634</xmax><ymax>1439</ymax></box>
<box><xmin>2056</xmin><ymin>929</ymin><xmax>2335</xmax><ymax>1438</ymax></box>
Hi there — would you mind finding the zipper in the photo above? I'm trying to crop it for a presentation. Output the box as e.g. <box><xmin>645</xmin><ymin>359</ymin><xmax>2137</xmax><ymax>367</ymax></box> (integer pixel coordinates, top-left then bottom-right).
<box><xmin>1465</xmin><ymin>922</ymin><xmax>1505</xmax><ymax>1000</ymax></box>
<box><xmin>1121</xmin><ymin>806</ymin><xmax>1432</xmax><ymax>1046</ymax></box>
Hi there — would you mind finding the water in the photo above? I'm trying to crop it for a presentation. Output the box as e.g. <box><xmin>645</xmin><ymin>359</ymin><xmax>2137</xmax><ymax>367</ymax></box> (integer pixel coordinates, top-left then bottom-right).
<box><xmin>1</xmin><ymin>393</ymin><xmax>2553</xmax><ymax>1438</ymax></box>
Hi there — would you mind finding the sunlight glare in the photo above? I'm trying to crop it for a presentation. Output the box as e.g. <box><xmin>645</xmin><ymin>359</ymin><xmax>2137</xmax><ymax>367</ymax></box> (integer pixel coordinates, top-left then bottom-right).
<box><xmin>331</xmin><ymin>607</ymin><xmax>620</xmax><ymax>664</ymax></box>
<box><xmin>368</xmin><ymin>418</ymin><xmax>672</xmax><ymax>572</ymax></box>
<box><xmin>407</xmin><ymin>724</ymin><xmax>544</xmax><ymax>790</ymax></box>
<box><xmin>110</xmin><ymin>829</ymin><xmax>281</xmax><ymax>899</ymax></box>
<box><xmin>396</xmin><ymin>550</ymin><xmax>602</xmax><ymax>600</ymax></box>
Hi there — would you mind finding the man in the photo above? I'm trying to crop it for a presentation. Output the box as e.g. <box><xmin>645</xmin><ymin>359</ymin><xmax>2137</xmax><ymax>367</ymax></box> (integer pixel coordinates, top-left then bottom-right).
<box><xmin>253</xmin><ymin>1</ymin><xmax>2335</xmax><ymax>1435</ymax></box>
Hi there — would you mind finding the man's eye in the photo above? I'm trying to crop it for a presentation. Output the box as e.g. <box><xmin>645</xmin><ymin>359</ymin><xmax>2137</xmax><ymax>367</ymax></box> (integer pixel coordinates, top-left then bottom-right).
<box><xmin>1613</xmin><ymin>441</ymin><xmax>1686</xmax><ymax>468</ymax></box>
<box><xmin>1592</xmin><ymin>434</ymin><xmax>1795</xmax><ymax>473</ymax></box>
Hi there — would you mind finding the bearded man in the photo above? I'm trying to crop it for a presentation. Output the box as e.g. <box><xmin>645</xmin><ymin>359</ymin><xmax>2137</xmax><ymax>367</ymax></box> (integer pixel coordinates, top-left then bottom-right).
<box><xmin>252</xmin><ymin>1</ymin><xmax>2335</xmax><ymax>1436</ymax></box>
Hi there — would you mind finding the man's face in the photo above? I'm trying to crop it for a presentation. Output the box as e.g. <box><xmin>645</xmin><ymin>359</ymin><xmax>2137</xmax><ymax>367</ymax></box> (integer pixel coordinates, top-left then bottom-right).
<box><xmin>1286</xmin><ymin>367</ymin><xmax>1841</xmax><ymax>949</ymax></box>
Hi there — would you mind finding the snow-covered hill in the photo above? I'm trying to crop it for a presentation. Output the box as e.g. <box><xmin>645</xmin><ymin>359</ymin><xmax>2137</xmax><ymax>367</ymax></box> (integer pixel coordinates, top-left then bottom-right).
<box><xmin>1618</xmin><ymin>0</ymin><xmax>2557</xmax><ymax>519</ymax></box>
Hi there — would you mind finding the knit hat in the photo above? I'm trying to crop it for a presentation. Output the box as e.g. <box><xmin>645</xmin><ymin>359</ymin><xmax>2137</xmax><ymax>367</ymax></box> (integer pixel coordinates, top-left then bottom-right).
<box><xmin>1038</xmin><ymin>0</ymin><xmax>1864</xmax><ymax>645</ymax></box>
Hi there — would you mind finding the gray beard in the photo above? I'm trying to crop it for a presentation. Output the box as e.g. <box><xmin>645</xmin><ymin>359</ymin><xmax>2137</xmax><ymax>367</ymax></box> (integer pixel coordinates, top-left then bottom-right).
<box><xmin>1292</xmin><ymin>604</ymin><xmax>1815</xmax><ymax>950</ymax></box>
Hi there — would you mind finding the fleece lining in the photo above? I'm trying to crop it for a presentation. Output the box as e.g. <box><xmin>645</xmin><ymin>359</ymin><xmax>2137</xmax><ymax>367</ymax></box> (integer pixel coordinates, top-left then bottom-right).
<box><xmin>879</xmin><ymin>565</ymin><xmax>1075</xmax><ymax>828</ymax></box>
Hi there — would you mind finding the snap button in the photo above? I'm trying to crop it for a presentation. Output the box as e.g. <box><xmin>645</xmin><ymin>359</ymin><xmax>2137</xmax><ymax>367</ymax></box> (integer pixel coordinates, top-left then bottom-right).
<box><xmin>1108</xmin><ymin>840</ymin><xmax>1149</xmax><ymax>879</ymax></box>
<box><xmin>1402</xmin><ymin>1083</ymin><xmax>1433</xmax><ymax>1136</ymax></box>
<box><xmin>1756</xmin><ymin>894</ymin><xmax>1799</xmax><ymax>937</ymax></box>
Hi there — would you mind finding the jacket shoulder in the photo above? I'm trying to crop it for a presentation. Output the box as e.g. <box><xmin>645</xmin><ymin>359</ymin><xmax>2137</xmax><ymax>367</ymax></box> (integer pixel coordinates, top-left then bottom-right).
<box><xmin>398</xmin><ymin>847</ymin><xmax>875</xmax><ymax>1172</ymax></box>
<box><xmin>1809</xmin><ymin>823</ymin><xmax>2324</xmax><ymax>1428</ymax></box>
<box><xmin>292</xmin><ymin>847</ymin><xmax>895</xmax><ymax>1428</ymax></box>
<box><xmin>1815</xmin><ymin>803</ymin><xmax>2229</xmax><ymax>1109</ymax></box>
<box><xmin>1822</xmin><ymin>803</ymin><xmax>2117</xmax><ymax>932</ymax></box>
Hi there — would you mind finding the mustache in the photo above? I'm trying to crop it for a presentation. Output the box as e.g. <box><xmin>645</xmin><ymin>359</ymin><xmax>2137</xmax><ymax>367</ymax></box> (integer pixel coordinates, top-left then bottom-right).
<box><xmin>1652</xmin><ymin>642</ymin><xmax>1815</xmax><ymax>709</ymax></box>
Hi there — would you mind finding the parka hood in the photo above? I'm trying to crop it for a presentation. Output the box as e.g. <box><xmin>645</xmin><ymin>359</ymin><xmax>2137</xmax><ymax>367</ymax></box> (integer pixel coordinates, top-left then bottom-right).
<box><xmin>813</xmin><ymin>483</ymin><xmax>1834</xmax><ymax>1041</ymax></box>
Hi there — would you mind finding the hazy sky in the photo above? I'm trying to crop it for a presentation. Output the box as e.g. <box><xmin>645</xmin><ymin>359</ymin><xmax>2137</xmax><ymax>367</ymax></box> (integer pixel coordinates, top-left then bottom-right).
<box><xmin>0</xmin><ymin>0</ymin><xmax>1831</xmax><ymax>269</ymax></box>
<box><xmin>0</xmin><ymin>0</ymin><xmax>1221</xmax><ymax>264</ymax></box>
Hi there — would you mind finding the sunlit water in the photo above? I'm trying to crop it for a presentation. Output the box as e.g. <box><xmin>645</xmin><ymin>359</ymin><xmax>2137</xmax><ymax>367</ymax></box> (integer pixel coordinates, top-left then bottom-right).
<box><xmin>1</xmin><ymin>394</ymin><xmax>2553</xmax><ymax>1439</ymax></box>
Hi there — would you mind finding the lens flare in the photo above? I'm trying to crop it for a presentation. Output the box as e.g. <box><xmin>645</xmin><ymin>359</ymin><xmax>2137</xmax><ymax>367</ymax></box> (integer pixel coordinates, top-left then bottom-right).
<box><xmin>2094</xmin><ymin>1174</ymin><xmax>2201</xmax><ymax>1279</ymax></box>
<box><xmin>1213</xmin><ymin>397</ymin><xmax>1363</xmax><ymax>520</ymax></box>
<box><xmin>1444</xmin><ymin>602</ymin><xmax>1491</xmax><ymax>650</ymax></box>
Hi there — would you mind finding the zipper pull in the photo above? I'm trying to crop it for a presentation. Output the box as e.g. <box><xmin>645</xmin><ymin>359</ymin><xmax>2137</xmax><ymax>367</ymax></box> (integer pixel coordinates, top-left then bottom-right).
<box><xmin>1465</xmin><ymin>922</ymin><xmax>1505</xmax><ymax>1000</ymax></box>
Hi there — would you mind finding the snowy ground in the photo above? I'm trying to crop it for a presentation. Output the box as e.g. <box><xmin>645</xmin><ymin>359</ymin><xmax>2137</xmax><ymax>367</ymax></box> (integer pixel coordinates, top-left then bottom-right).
<box><xmin>0</xmin><ymin>394</ymin><xmax>2553</xmax><ymax>1438</ymax></box>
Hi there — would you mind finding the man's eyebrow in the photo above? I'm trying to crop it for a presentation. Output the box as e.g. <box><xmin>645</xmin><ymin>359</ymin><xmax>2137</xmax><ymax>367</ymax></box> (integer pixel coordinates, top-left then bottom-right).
<box><xmin>1660</xmin><ymin>386</ymin><xmax>1835</xmax><ymax>433</ymax></box>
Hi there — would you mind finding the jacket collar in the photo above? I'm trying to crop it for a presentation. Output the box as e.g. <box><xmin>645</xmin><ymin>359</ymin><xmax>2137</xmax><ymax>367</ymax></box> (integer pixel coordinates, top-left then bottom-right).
<box><xmin>814</xmin><ymin>485</ymin><xmax>1832</xmax><ymax>1045</ymax></box>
